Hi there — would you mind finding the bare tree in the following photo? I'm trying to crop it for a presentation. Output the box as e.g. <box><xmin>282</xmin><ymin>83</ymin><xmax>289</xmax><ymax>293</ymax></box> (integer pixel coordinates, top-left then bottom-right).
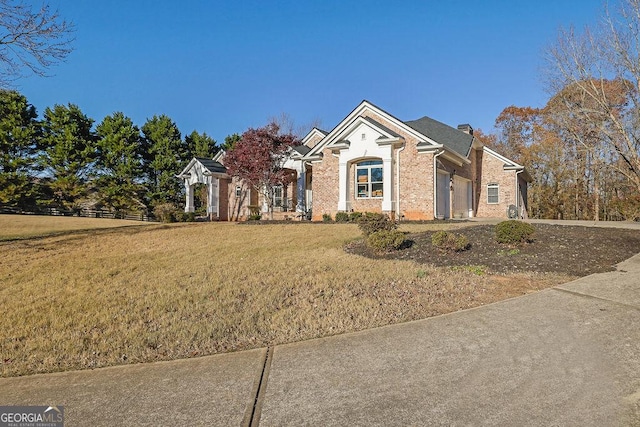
<box><xmin>268</xmin><ymin>112</ymin><xmax>323</xmax><ymax>139</ymax></box>
<box><xmin>544</xmin><ymin>0</ymin><xmax>640</xmax><ymax>204</ymax></box>
<box><xmin>0</xmin><ymin>0</ymin><xmax>74</xmax><ymax>86</ymax></box>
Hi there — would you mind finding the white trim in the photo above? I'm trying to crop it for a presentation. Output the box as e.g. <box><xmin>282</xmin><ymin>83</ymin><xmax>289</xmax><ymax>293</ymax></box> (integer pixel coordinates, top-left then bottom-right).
<box><xmin>395</xmin><ymin>143</ymin><xmax>406</xmax><ymax>218</ymax></box>
<box><xmin>177</xmin><ymin>157</ymin><xmax>199</xmax><ymax>178</ymax></box>
<box><xmin>376</xmin><ymin>136</ymin><xmax>404</xmax><ymax>146</ymax></box>
<box><xmin>304</xmin><ymin>101</ymin><xmax>470</xmax><ymax>169</ymax></box>
<box><xmin>487</xmin><ymin>183</ymin><xmax>499</xmax><ymax>204</ymax></box>
<box><xmin>212</xmin><ymin>150</ymin><xmax>225</xmax><ymax>163</ymax></box>
<box><xmin>326</xmin><ymin>116</ymin><xmax>397</xmax><ymax>149</ymax></box>
<box><xmin>433</xmin><ymin>150</ymin><xmax>445</xmax><ymax>218</ymax></box>
<box><xmin>354</xmin><ymin>159</ymin><xmax>384</xmax><ymax>199</ymax></box>
<box><xmin>301</xmin><ymin>127</ymin><xmax>327</xmax><ymax>147</ymax></box>
<box><xmin>483</xmin><ymin>146</ymin><xmax>523</xmax><ymax>169</ymax></box>
<box><xmin>305</xmin><ymin>100</ymin><xmax>440</xmax><ymax>159</ymax></box>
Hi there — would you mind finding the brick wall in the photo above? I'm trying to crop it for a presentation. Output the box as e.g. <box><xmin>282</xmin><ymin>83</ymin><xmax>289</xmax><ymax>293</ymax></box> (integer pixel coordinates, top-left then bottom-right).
<box><xmin>218</xmin><ymin>178</ymin><xmax>229</xmax><ymax>221</ymax></box>
<box><xmin>311</xmin><ymin>149</ymin><xmax>339</xmax><ymax>221</ymax></box>
<box><xmin>397</xmin><ymin>145</ymin><xmax>435</xmax><ymax>220</ymax></box>
<box><xmin>226</xmin><ymin>177</ymin><xmax>253</xmax><ymax>221</ymax></box>
<box><xmin>475</xmin><ymin>151</ymin><xmax>516</xmax><ymax>218</ymax></box>
<box><xmin>305</xmin><ymin>133</ymin><xmax>324</xmax><ymax>149</ymax></box>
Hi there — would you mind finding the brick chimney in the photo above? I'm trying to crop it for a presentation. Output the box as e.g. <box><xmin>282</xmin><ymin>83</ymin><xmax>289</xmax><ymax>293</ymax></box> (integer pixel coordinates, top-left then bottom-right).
<box><xmin>457</xmin><ymin>124</ymin><xmax>473</xmax><ymax>135</ymax></box>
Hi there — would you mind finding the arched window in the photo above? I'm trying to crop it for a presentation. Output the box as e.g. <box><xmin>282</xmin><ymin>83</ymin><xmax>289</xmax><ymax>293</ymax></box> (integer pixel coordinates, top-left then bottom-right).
<box><xmin>356</xmin><ymin>159</ymin><xmax>383</xmax><ymax>198</ymax></box>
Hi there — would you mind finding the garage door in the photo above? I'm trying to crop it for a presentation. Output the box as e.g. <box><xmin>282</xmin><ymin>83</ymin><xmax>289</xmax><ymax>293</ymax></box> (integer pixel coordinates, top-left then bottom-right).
<box><xmin>453</xmin><ymin>176</ymin><xmax>472</xmax><ymax>218</ymax></box>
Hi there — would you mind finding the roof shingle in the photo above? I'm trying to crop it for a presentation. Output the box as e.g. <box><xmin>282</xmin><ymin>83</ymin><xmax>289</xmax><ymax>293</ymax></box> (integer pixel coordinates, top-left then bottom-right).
<box><xmin>404</xmin><ymin>116</ymin><xmax>474</xmax><ymax>157</ymax></box>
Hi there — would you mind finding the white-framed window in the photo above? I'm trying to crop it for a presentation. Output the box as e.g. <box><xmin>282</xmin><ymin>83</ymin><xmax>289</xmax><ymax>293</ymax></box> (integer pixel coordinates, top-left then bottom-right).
<box><xmin>273</xmin><ymin>185</ymin><xmax>283</xmax><ymax>207</ymax></box>
<box><xmin>356</xmin><ymin>160</ymin><xmax>383</xmax><ymax>198</ymax></box>
<box><xmin>487</xmin><ymin>183</ymin><xmax>499</xmax><ymax>204</ymax></box>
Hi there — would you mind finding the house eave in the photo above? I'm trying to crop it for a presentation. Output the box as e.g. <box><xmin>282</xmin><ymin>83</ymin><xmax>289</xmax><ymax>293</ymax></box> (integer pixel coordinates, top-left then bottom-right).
<box><xmin>441</xmin><ymin>150</ymin><xmax>470</xmax><ymax>166</ymax></box>
<box><xmin>504</xmin><ymin>165</ymin><xmax>533</xmax><ymax>182</ymax></box>
<box><xmin>304</xmin><ymin>154</ymin><xmax>323</xmax><ymax>162</ymax></box>
<box><xmin>417</xmin><ymin>144</ymin><xmax>469</xmax><ymax>165</ymax></box>
<box><xmin>416</xmin><ymin>143</ymin><xmax>444</xmax><ymax>153</ymax></box>
<box><xmin>328</xmin><ymin>140</ymin><xmax>350</xmax><ymax>150</ymax></box>
<box><xmin>205</xmin><ymin>172</ymin><xmax>230</xmax><ymax>179</ymax></box>
<box><xmin>376</xmin><ymin>136</ymin><xmax>405</xmax><ymax>146</ymax></box>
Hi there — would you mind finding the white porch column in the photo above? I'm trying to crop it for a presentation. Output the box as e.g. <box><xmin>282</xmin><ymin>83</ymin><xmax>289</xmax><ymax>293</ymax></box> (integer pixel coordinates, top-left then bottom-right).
<box><xmin>296</xmin><ymin>164</ymin><xmax>306</xmax><ymax>212</ymax></box>
<box><xmin>207</xmin><ymin>176</ymin><xmax>219</xmax><ymax>218</ymax></box>
<box><xmin>262</xmin><ymin>186</ymin><xmax>269</xmax><ymax>213</ymax></box>
<box><xmin>185</xmin><ymin>182</ymin><xmax>194</xmax><ymax>213</ymax></box>
<box><xmin>382</xmin><ymin>157</ymin><xmax>393</xmax><ymax>212</ymax></box>
<box><xmin>337</xmin><ymin>160</ymin><xmax>349</xmax><ymax>211</ymax></box>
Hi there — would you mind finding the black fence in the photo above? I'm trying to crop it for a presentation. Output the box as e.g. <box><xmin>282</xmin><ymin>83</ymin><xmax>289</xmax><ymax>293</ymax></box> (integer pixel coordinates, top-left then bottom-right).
<box><xmin>0</xmin><ymin>206</ymin><xmax>155</xmax><ymax>222</ymax></box>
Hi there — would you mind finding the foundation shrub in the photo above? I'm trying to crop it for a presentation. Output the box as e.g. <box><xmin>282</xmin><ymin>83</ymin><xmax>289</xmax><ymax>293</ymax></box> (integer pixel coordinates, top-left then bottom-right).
<box><xmin>248</xmin><ymin>205</ymin><xmax>261</xmax><ymax>221</ymax></box>
<box><xmin>174</xmin><ymin>211</ymin><xmax>196</xmax><ymax>222</ymax></box>
<box><xmin>495</xmin><ymin>220</ymin><xmax>535</xmax><ymax>244</ymax></box>
<box><xmin>431</xmin><ymin>230</ymin><xmax>470</xmax><ymax>253</ymax></box>
<box><xmin>349</xmin><ymin>211</ymin><xmax>363</xmax><ymax>222</ymax></box>
<box><xmin>357</xmin><ymin>212</ymin><xmax>396</xmax><ymax>236</ymax></box>
<box><xmin>334</xmin><ymin>212</ymin><xmax>350</xmax><ymax>223</ymax></box>
<box><xmin>367</xmin><ymin>229</ymin><xmax>406</xmax><ymax>253</ymax></box>
<box><xmin>322</xmin><ymin>213</ymin><xmax>333</xmax><ymax>222</ymax></box>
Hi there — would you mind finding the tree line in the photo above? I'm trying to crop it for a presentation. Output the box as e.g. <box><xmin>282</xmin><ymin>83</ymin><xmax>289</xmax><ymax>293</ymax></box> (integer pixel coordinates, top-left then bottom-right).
<box><xmin>477</xmin><ymin>0</ymin><xmax>640</xmax><ymax>221</ymax></box>
<box><xmin>0</xmin><ymin>89</ymin><xmax>239</xmax><ymax>216</ymax></box>
<box><xmin>3</xmin><ymin>0</ymin><xmax>640</xmax><ymax>221</ymax></box>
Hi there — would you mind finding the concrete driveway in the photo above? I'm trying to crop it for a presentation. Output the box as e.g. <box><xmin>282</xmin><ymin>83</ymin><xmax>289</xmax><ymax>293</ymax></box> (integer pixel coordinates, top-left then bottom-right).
<box><xmin>1</xmin><ymin>224</ymin><xmax>639</xmax><ymax>426</ymax></box>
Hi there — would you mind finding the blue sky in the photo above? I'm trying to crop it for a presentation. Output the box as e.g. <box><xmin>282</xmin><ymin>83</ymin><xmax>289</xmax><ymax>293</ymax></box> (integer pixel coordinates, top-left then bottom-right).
<box><xmin>16</xmin><ymin>0</ymin><xmax>604</xmax><ymax>143</ymax></box>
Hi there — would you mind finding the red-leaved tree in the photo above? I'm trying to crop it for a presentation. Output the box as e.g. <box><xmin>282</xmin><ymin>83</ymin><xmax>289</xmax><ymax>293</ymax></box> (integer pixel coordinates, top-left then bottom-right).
<box><xmin>223</xmin><ymin>121</ymin><xmax>300</xmax><ymax>219</ymax></box>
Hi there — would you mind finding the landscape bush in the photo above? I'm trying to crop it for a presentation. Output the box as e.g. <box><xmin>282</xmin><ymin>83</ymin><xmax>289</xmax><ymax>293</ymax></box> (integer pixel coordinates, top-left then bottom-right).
<box><xmin>334</xmin><ymin>212</ymin><xmax>350</xmax><ymax>222</ymax></box>
<box><xmin>431</xmin><ymin>230</ymin><xmax>470</xmax><ymax>252</ymax></box>
<box><xmin>248</xmin><ymin>205</ymin><xmax>261</xmax><ymax>221</ymax></box>
<box><xmin>495</xmin><ymin>220</ymin><xmax>535</xmax><ymax>244</ymax></box>
<box><xmin>366</xmin><ymin>229</ymin><xmax>406</xmax><ymax>253</ymax></box>
<box><xmin>175</xmin><ymin>211</ymin><xmax>196</xmax><ymax>222</ymax></box>
<box><xmin>349</xmin><ymin>211</ymin><xmax>363</xmax><ymax>222</ymax></box>
<box><xmin>153</xmin><ymin>203</ymin><xmax>178</xmax><ymax>223</ymax></box>
<box><xmin>322</xmin><ymin>213</ymin><xmax>333</xmax><ymax>222</ymax></box>
<box><xmin>357</xmin><ymin>212</ymin><xmax>397</xmax><ymax>236</ymax></box>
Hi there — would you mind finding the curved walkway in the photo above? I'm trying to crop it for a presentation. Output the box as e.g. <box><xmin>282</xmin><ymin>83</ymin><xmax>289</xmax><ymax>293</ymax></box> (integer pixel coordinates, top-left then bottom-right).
<box><xmin>1</xmin><ymin>222</ymin><xmax>640</xmax><ymax>426</ymax></box>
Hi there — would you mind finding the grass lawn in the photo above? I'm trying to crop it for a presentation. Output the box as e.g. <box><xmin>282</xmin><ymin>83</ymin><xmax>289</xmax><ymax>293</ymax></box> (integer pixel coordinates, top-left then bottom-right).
<box><xmin>0</xmin><ymin>216</ymin><xmax>575</xmax><ymax>377</ymax></box>
<box><xmin>0</xmin><ymin>214</ymin><xmax>150</xmax><ymax>241</ymax></box>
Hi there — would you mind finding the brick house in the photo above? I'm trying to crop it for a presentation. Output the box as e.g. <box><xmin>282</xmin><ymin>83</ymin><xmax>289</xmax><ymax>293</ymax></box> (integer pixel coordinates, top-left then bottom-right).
<box><xmin>302</xmin><ymin>100</ymin><xmax>530</xmax><ymax>220</ymax></box>
<box><xmin>179</xmin><ymin>100</ymin><xmax>530</xmax><ymax>221</ymax></box>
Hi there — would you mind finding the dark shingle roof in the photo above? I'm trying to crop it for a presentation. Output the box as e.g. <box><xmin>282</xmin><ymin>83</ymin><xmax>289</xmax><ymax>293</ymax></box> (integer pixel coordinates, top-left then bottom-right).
<box><xmin>404</xmin><ymin>116</ymin><xmax>474</xmax><ymax>157</ymax></box>
<box><xmin>195</xmin><ymin>157</ymin><xmax>227</xmax><ymax>174</ymax></box>
<box><xmin>293</xmin><ymin>145</ymin><xmax>311</xmax><ymax>156</ymax></box>
<box><xmin>362</xmin><ymin>116</ymin><xmax>402</xmax><ymax>138</ymax></box>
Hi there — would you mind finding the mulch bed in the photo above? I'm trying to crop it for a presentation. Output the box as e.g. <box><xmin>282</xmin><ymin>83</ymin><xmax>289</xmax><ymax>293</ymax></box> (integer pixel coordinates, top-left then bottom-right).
<box><xmin>345</xmin><ymin>224</ymin><xmax>640</xmax><ymax>276</ymax></box>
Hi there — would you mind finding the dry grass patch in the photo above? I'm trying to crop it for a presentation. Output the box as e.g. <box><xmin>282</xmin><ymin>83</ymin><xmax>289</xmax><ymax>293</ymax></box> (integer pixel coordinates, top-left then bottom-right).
<box><xmin>0</xmin><ymin>214</ymin><xmax>150</xmax><ymax>241</ymax></box>
<box><xmin>0</xmin><ymin>221</ymin><xmax>572</xmax><ymax>377</ymax></box>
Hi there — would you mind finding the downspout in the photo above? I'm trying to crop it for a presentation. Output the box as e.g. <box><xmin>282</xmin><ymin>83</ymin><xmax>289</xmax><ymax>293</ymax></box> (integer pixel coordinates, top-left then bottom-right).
<box><xmin>515</xmin><ymin>169</ymin><xmax>523</xmax><ymax>219</ymax></box>
<box><xmin>433</xmin><ymin>148</ymin><xmax>445</xmax><ymax>219</ymax></box>
<box><xmin>396</xmin><ymin>143</ymin><xmax>406</xmax><ymax>220</ymax></box>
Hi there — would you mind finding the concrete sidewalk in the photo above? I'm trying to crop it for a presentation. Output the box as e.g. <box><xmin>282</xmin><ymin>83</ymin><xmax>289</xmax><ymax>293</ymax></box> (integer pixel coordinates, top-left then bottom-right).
<box><xmin>2</xmin><ymin>256</ymin><xmax>640</xmax><ymax>425</ymax></box>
